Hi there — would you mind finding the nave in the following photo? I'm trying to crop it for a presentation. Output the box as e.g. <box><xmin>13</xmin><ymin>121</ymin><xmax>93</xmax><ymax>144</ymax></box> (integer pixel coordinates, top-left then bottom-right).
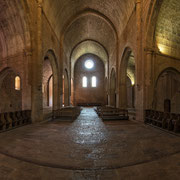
<box><xmin>0</xmin><ymin>0</ymin><xmax>180</xmax><ymax>179</ymax></box>
<box><xmin>0</xmin><ymin>108</ymin><xmax>179</xmax><ymax>179</ymax></box>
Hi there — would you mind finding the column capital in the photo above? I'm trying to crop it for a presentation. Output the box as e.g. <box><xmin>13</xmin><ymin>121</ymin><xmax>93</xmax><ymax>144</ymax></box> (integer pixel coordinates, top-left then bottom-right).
<box><xmin>144</xmin><ymin>47</ymin><xmax>155</xmax><ymax>54</ymax></box>
<box><xmin>36</xmin><ymin>0</ymin><xmax>43</xmax><ymax>8</ymax></box>
<box><xmin>135</xmin><ymin>0</ymin><xmax>141</xmax><ymax>5</ymax></box>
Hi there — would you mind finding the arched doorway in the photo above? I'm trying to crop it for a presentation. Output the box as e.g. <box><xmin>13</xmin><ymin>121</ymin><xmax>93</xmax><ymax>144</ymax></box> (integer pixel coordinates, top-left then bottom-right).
<box><xmin>154</xmin><ymin>68</ymin><xmax>180</xmax><ymax>113</ymax></box>
<box><xmin>48</xmin><ymin>75</ymin><xmax>53</xmax><ymax>107</ymax></box>
<box><xmin>42</xmin><ymin>50</ymin><xmax>59</xmax><ymax>117</ymax></box>
<box><xmin>119</xmin><ymin>48</ymin><xmax>136</xmax><ymax>110</ymax></box>
<box><xmin>110</xmin><ymin>69</ymin><xmax>116</xmax><ymax>107</ymax></box>
<box><xmin>127</xmin><ymin>76</ymin><xmax>135</xmax><ymax>108</ymax></box>
<box><xmin>43</xmin><ymin>58</ymin><xmax>53</xmax><ymax>109</ymax></box>
<box><xmin>63</xmin><ymin>69</ymin><xmax>70</xmax><ymax>107</ymax></box>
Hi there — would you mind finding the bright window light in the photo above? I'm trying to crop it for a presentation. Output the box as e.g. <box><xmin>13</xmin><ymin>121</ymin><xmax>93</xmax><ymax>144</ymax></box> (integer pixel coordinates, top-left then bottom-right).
<box><xmin>82</xmin><ymin>76</ymin><xmax>87</xmax><ymax>87</ymax></box>
<box><xmin>92</xmin><ymin>76</ymin><xmax>97</xmax><ymax>87</ymax></box>
<box><xmin>84</xmin><ymin>60</ymin><xmax>94</xmax><ymax>69</ymax></box>
<box><xmin>15</xmin><ymin>76</ymin><xmax>21</xmax><ymax>90</ymax></box>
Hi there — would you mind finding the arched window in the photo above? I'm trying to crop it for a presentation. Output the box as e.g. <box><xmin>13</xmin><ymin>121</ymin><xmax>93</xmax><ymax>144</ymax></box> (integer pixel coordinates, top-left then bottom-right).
<box><xmin>82</xmin><ymin>76</ymin><xmax>87</xmax><ymax>87</ymax></box>
<box><xmin>92</xmin><ymin>76</ymin><xmax>97</xmax><ymax>87</ymax></box>
<box><xmin>15</xmin><ymin>76</ymin><xmax>21</xmax><ymax>90</ymax></box>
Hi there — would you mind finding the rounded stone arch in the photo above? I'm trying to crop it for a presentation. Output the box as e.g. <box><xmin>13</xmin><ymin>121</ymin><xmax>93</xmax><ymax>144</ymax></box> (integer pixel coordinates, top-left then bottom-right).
<box><xmin>63</xmin><ymin>68</ymin><xmax>70</xmax><ymax>107</ymax></box>
<box><xmin>73</xmin><ymin>53</ymin><xmax>106</xmax><ymax>106</ymax></box>
<box><xmin>145</xmin><ymin>0</ymin><xmax>164</xmax><ymax>48</ymax></box>
<box><xmin>61</xmin><ymin>9</ymin><xmax>118</xmax><ymax>71</ymax></box>
<box><xmin>154</xmin><ymin>63</ymin><xmax>180</xmax><ymax>85</ymax></box>
<box><xmin>118</xmin><ymin>47</ymin><xmax>136</xmax><ymax>109</ymax></box>
<box><xmin>61</xmin><ymin>8</ymin><xmax>118</xmax><ymax>42</ymax></box>
<box><xmin>43</xmin><ymin>49</ymin><xmax>60</xmax><ymax>111</ymax></box>
<box><xmin>109</xmin><ymin>68</ymin><xmax>116</xmax><ymax>107</ymax></box>
<box><xmin>70</xmin><ymin>39</ymin><xmax>109</xmax><ymax>78</ymax></box>
<box><xmin>0</xmin><ymin>67</ymin><xmax>22</xmax><ymax>113</ymax></box>
<box><xmin>145</xmin><ymin>0</ymin><xmax>180</xmax><ymax>57</ymax></box>
<box><xmin>154</xmin><ymin>67</ymin><xmax>180</xmax><ymax>87</ymax></box>
<box><xmin>153</xmin><ymin>67</ymin><xmax>180</xmax><ymax>113</ymax></box>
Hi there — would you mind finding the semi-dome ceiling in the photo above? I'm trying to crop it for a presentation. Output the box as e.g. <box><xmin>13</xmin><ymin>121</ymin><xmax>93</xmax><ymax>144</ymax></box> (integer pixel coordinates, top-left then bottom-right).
<box><xmin>156</xmin><ymin>0</ymin><xmax>180</xmax><ymax>58</ymax></box>
<box><xmin>71</xmin><ymin>40</ymin><xmax>108</xmax><ymax>77</ymax></box>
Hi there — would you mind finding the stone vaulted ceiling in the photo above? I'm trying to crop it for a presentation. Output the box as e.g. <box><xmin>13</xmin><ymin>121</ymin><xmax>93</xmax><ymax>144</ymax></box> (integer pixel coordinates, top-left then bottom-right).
<box><xmin>43</xmin><ymin>0</ymin><xmax>135</xmax><ymax>37</ymax></box>
<box><xmin>43</xmin><ymin>0</ymin><xmax>135</xmax><ymax>61</ymax></box>
<box><xmin>0</xmin><ymin>0</ymin><xmax>30</xmax><ymax>58</ymax></box>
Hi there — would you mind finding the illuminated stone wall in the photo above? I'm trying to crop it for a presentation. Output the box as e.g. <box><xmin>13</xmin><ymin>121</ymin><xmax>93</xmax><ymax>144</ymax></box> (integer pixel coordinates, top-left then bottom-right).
<box><xmin>156</xmin><ymin>0</ymin><xmax>180</xmax><ymax>58</ymax></box>
<box><xmin>74</xmin><ymin>54</ymin><xmax>105</xmax><ymax>105</ymax></box>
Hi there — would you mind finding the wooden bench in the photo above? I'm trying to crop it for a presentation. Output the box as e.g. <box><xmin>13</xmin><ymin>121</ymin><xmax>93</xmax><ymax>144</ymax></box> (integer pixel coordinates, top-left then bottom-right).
<box><xmin>145</xmin><ymin>110</ymin><xmax>180</xmax><ymax>133</ymax></box>
<box><xmin>0</xmin><ymin>110</ymin><xmax>32</xmax><ymax>132</ymax></box>
<box><xmin>96</xmin><ymin>107</ymin><xmax>129</xmax><ymax>121</ymax></box>
<box><xmin>54</xmin><ymin>106</ymin><xmax>82</xmax><ymax>121</ymax></box>
<box><xmin>168</xmin><ymin>113</ymin><xmax>179</xmax><ymax>132</ymax></box>
<box><xmin>172</xmin><ymin>115</ymin><xmax>180</xmax><ymax>133</ymax></box>
<box><xmin>95</xmin><ymin>106</ymin><xmax>116</xmax><ymax>116</ymax></box>
<box><xmin>101</xmin><ymin>109</ymin><xmax>129</xmax><ymax>121</ymax></box>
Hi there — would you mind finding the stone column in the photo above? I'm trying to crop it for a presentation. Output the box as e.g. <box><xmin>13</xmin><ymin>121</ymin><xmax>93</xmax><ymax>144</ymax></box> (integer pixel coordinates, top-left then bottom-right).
<box><xmin>135</xmin><ymin>0</ymin><xmax>144</xmax><ymax>121</ymax></box>
<box><xmin>59</xmin><ymin>43</ymin><xmax>64</xmax><ymax>108</ymax></box>
<box><xmin>22</xmin><ymin>50</ymin><xmax>32</xmax><ymax>110</ymax></box>
<box><xmin>145</xmin><ymin>49</ymin><xmax>154</xmax><ymax>109</ymax></box>
<box><xmin>31</xmin><ymin>0</ymin><xmax>43</xmax><ymax>122</ymax></box>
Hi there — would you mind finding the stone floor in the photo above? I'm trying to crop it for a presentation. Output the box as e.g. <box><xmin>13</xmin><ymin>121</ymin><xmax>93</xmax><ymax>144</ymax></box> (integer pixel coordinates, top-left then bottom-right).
<box><xmin>0</xmin><ymin>108</ymin><xmax>179</xmax><ymax>180</ymax></box>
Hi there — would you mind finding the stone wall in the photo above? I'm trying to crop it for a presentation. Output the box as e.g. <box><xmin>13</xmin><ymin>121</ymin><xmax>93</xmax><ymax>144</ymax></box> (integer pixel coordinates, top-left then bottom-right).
<box><xmin>74</xmin><ymin>54</ymin><xmax>105</xmax><ymax>105</ymax></box>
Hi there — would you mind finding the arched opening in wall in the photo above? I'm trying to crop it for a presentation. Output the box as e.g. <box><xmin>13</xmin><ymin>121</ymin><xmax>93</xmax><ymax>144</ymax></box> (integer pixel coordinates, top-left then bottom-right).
<box><xmin>74</xmin><ymin>54</ymin><xmax>105</xmax><ymax>106</ymax></box>
<box><xmin>105</xmin><ymin>77</ymin><xmax>108</xmax><ymax>105</ymax></box>
<box><xmin>43</xmin><ymin>58</ymin><xmax>53</xmax><ymax>110</ymax></box>
<box><xmin>0</xmin><ymin>68</ymin><xmax>22</xmax><ymax>113</ymax></box>
<box><xmin>70</xmin><ymin>40</ymin><xmax>109</xmax><ymax>106</ymax></box>
<box><xmin>42</xmin><ymin>50</ymin><xmax>59</xmax><ymax>117</ymax></box>
<box><xmin>154</xmin><ymin>68</ymin><xmax>180</xmax><ymax>113</ymax></box>
<box><xmin>127</xmin><ymin>76</ymin><xmax>135</xmax><ymax>108</ymax></box>
<box><xmin>110</xmin><ymin>69</ymin><xmax>116</xmax><ymax>107</ymax></box>
<box><xmin>119</xmin><ymin>48</ymin><xmax>136</xmax><ymax>110</ymax></box>
<box><xmin>63</xmin><ymin>69</ymin><xmax>70</xmax><ymax>107</ymax></box>
<box><xmin>47</xmin><ymin>75</ymin><xmax>53</xmax><ymax>107</ymax></box>
<box><xmin>15</xmin><ymin>76</ymin><xmax>21</xmax><ymax>91</ymax></box>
